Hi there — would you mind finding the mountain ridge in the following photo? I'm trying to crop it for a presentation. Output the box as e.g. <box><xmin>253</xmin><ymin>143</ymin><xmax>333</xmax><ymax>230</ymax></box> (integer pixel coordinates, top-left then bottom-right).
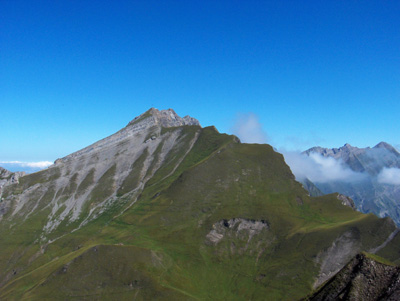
<box><xmin>55</xmin><ymin>108</ymin><xmax>200</xmax><ymax>164</ymax></box>
<box><xmin>1</xmin><ymin>108</ymin><xmax>399</xmax><ymax>299</ymax></box>
<box><xmin>305</xmin><ymin>142</ymin><xmax>400</xmax><ymax>171</ymax></box>
<box><xmin>303</xmin><ymin>142</ymin><xmax>400</xmax><ymax>225</ymax></box>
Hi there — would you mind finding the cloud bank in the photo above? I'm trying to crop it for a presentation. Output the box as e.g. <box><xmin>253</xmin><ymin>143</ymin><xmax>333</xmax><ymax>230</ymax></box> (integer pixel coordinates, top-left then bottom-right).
<box><xmin>230</xmin><ymin>113</ymin><xmax>368</xmax><ymax>184</ymax></box>
<box><xmin>0</xmin><ymin>161</ymin><xmax>53</xmax><ymax>173</ymax></box>
<box><xmin>231</xmin><ymin>113</ymin><xmax>268</xmax><ymax>144</ymax></box>
<box><xmin>282</xmin><ymin>151</ymin><xmax>366</xmax><ymax>183</ymax></box>
<box><xmin>377</xmin><ymin>167</ymin><xmax>400</xmax><ymax>185</ymax></box>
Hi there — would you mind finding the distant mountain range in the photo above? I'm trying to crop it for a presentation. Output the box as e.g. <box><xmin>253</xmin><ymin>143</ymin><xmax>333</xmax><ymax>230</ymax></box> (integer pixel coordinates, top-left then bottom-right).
<box><xmin>303</xmin><ymin>142</ymin><xmax>400</xmax><ymax>225</ymax></box>
<box><xmin>0</xmin><ymin>108</ymin><xmax>399</xmax><ymax>299</ymax></box>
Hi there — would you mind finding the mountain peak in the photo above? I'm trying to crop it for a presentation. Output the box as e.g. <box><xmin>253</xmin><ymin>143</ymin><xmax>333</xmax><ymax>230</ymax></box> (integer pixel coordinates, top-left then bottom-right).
<box><xmin>374</xmin><ymin>141</ymin><xmax>396</xmax><ymax>151</ymax></box>
<box><xmin>57</xmin><ymin>108</ymin><xmax>201</xmax><ymax>164</ymax></box>
<box><xmin>340</xmin><ymin>143</ymin><xmax>359</xmax><ymax>151</ymax></box>
<box><xmin>128</xmin><ymin>108</ymin><xmax>200</xmax><ymax>128</ymax></box>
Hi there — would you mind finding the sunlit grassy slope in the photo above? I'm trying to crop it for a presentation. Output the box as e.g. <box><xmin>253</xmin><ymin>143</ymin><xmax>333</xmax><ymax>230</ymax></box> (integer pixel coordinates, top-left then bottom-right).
<box><xmin>0</xmin><ymin>126</ymin><xmax>398</xmax><ymax>300</ymax></box>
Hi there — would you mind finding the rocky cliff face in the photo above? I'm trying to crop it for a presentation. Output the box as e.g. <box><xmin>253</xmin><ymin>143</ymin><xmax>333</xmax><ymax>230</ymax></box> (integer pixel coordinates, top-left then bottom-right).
<box><xmin>306</xmin><ymin>253</ymin><xmax>400</xmax><ymax>301</ymax></box>
<box><xmin>0</xmin><ymin>168</ymin><xmax>25</xmax><ymax>222</ymax></box>
<box><xmin>0</xmin><ymin>167</ymin><xmax>25</xmax><ymax>186</ymax></box>
<box><xmin>304</xmin><ymin>143</ymin><xmax>400</xmax><ymax>225</ymax></box>
<box><xmin>337</xmin><ymin>194</ymin><xmax>356</xmax><ymax>210</ymax></box>
<box><xmin>56</xmin><ymin>108</ymin><xmax>200</xmax><ymax>164</ymax></box>
<box><xmin>1</xmin><ymin>108</ymin><xmax>201</xmax><ymax>238</ymax></box>
<box><xmin>0</xmin><ymin>167</ymin><xmax>24</xmax><ymax>198</ymax></box>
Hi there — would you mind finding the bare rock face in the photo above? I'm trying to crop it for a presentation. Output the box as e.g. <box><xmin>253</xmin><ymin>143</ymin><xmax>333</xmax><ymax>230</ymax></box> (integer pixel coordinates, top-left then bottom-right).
<box><xmin>307</xmin><ymin>253</ymin><xmax>400</xmax><ymax>301</ymax></box>
<box><xmin>337</xmin><ymin>194</ymin><xmax>356</xmax><ymax>210</ymax></box>
<box><xmin>58</xmin><ymin>108</ymin><xmax>200</xmax><ymax>164</ymax></box>
<box><xmin>205</xmin><ymin>218</ymin><xmax>273</xmax><ymax>258</ymax></box>
<box><xmin>0</xmin><ymin>168</ymin><xmax>25</xmax><ymax>219</ymax></box>
<box><xmin>0</xmin><ymin>167</ymin><xmax>25</xmax><ymax>197</ymax></box>
<box><xmin>127</xmin><ymin>108</ymin><xmax>200</xmax><ymax>128</ymax></box>
<box><xmin>0</xmin><ymin>167</ymin><xmax>11</xmax><ymax>179</ymax></box>
<box><xmin>314</xmin><ymin>229</ymin><xmax>362</xmax><ymax>288</ymax></box>
<box><xmin>206</xmin><ymin>218</ymin><xmax>269</xmax><ymax>245</ymax></box>
<box><xmin>4</xmin><ymin>108</ymin><xmax>202</xmax><ymax>239</ymax></box>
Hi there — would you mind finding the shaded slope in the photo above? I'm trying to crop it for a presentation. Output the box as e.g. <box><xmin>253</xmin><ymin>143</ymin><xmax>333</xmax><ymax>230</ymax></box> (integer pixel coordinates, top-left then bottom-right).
<box><xmin>4</xmin><ymin>245</ymin><xmax>188</xmax><ymax>300</ymax></box>
<box><xmin>305</xmin><ymin>253</ymin><xmax>400</xmax><ymax>301</ymax></box>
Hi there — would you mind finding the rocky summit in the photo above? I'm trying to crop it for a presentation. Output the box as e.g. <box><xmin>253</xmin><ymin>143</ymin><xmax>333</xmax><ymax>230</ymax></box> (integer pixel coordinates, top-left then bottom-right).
<box><xmin>0</xmin><ymin>109</ymin><xmax>399</xmax><ymax>300</ymax></box>
<box><xmin>304</xmin><ymin>143</ymin><xmax>400</xmax><ymax>226</ymax></box>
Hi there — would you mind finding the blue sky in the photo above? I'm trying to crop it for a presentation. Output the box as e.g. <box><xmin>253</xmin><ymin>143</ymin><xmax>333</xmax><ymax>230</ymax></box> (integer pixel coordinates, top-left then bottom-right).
<box><xmin>1</xmin><ymin>1</ymin><xmax>399</xmax><ymax>170</ymax></box>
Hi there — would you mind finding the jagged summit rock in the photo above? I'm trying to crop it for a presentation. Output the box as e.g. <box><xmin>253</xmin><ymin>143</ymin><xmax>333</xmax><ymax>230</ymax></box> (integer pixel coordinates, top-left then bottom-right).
<box><xmin>127</xmin><ymin>108</ymin><xmax>200</xmax><ymax>128</ymax></box>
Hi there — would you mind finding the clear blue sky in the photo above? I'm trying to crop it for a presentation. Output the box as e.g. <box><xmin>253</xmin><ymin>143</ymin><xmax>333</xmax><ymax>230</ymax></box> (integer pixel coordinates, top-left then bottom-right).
<box><xmin>1</xmin><ymin>0</ymin><xmax>399</xmax><ymax>163</ymax></box>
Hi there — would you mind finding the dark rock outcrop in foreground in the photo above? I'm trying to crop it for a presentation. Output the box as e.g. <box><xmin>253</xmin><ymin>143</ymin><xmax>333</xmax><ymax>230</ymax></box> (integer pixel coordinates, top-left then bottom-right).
<box><xmin>306</xmin><ymin>253</ymin><xmax>400</xmax><ymax>301</ymax></box>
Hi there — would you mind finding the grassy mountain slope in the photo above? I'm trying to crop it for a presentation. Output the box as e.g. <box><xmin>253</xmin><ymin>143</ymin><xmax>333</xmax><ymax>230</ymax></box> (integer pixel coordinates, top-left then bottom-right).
<box><xmin>0</xmin><ymin>118</ymin><xmax>399</xmax><ymax>299</ymax></box>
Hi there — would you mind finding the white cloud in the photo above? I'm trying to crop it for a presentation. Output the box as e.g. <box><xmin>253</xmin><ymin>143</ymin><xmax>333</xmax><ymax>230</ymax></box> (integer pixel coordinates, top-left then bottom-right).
<box><xmin>282</xmin><ymin>151</ymin><xmax>366</xmax><ymax>183</ymax></box>
<box><xmin>231</xmin><ymin>113</ymin><xmax>268</xmax><ymax>144</ymax></box>
<box><xmin>0</xmin><ymin>161</ymin><xmax>53</xmax><ymax>172</ymax></box>
<box><xmin>377</xmin><ymin>167</ymin><xmax>400</xmax><ymax>185</ymax></box>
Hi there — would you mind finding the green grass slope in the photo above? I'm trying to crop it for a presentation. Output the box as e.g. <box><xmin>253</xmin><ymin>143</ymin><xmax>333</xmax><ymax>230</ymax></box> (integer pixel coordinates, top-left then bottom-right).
<box><xmin>0</xmin><ymin>126</ymin><xmax>398</xmax><ymax>300</ymax></box>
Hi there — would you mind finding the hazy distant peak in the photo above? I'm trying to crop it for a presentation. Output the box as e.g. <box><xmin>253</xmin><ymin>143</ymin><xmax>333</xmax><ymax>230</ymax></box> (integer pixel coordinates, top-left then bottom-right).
<box><xmin>307</xmin><ymin>142</ymin><xmax>398</xmax><ymax>157</ymax></box>
<box><xmin>339</xmin><ymin>143</ymin><xmax>363</xmax><ymax>151</ymax></box>
<box><xmin>304</xmin><ymin>141</ymin><xmax>400</xmax><ymax>176</ymax></box>
<box><xmin>128</xmin><ymin>108</ymin><xmax>200</xmax><ymax>128</ymax></box>
<box><xmin>304</xmin><ymin>144</ymin><xmax>360</xmax><ymax>159</ymax></box>
<box><xmin>374</xmin><ymin>141</ymin><xmax>391</xmax><ymax>148</ymax></box>
<box><xmin>373</xmin><ymin>141</ymin><xmax>399</xmax><ymax>153</ymax></box>
<box><xmin>305</xmin><ymin>143</ymin><xmax>365</xmax><ymax>159</ymax></box>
